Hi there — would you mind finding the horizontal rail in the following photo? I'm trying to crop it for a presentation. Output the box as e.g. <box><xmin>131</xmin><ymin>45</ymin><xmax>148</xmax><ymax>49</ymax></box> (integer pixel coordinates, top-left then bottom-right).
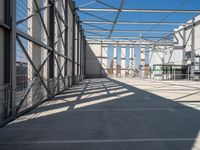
<box><xmin>78</xmin><ymin>8</ymin><xmax>200</xmax><ymax>13</ymax></box>
<box><xmin>84</xmin><ymin>29</ymin><xmax>173</xmax><ymax>33</ymax></box>
<box><xmin>81</xmin><ymin>21</ymin><xmax>191</xmax><ymax>25</ymax></box>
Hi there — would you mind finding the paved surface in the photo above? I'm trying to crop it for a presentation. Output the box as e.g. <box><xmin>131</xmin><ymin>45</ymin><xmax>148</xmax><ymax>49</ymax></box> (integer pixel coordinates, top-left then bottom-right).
<box><xmin>0</xmin><ymin>78</ymin><xmax>200</xmax><ymax>150</ymax></box>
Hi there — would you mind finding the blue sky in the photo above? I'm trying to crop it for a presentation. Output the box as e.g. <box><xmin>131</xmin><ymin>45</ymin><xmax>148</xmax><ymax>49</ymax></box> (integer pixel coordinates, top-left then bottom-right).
<box><xmin>75</xmin><ymin>0</ymin><xmax>200</xmax><ymax>69</ymax></box>
<box><xmin>15</xmin><ymin>0</ymin><xmax>200</xmax><ymax>68</ymax></box>
<box><xmin>75</xmin><ymin>0</ymin><xmax>200</xmax><ymax>38</ymax></box>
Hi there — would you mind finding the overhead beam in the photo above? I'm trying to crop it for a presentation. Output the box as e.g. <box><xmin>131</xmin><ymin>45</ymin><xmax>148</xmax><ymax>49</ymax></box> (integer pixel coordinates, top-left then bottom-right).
<box><xmin>109</xmin><ymin>0</ymin><xmax>125</xmax><ymax>38</ymax></box>
<box><xmin>86</xmin><ymin>35</ymin><xmax>166</xmax><ymax>39</ymax></box>
<box><xmin>86</xmin><ymin>40</ymin><xmax>174</xmax><ymax>46</ymax></box>
<box><xmin>81</xmin><ymin>21</ymin><xmax>191</xmax><ymax>25</ymax></box>
<box><xmin>78</xmin><ymin>8</ymin><xmax>200</xmax><ymax>13</ymax></box>
<box><xmin>84</xmin><ymin>29</ymin><xmax>173</xmax><ymax>33</ymax></box>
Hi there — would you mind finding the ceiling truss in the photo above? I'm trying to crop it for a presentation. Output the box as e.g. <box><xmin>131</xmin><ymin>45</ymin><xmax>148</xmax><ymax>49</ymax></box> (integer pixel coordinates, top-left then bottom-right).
<box><xmin>75</xmin><ymin>0</ymin><xmax>200</xmax><ymax>43</ymax></box>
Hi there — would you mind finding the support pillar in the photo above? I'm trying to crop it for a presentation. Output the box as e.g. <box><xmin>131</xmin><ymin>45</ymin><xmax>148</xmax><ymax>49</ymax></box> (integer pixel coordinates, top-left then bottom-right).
<box><xmin>191</xmin><ymin>18</ymin><xmax>195</xmax><ymax>79</ymax></box>
<box><xmin>0</xmin><ymin>0</ymin><xmax>5</xmax><ymax>85</ymax></box>
<box><xmin>121</xmin><ymin>46</ymin><xmax>126</xmax><ymax>77</ymax></box>
<box><xmin>129</xmin><ymin>44</ymin><xmax>135</xmax><ymax>77</ymax></box>
<box><xmin>113</xmin><ymin>45</ymin><xmax>117</xmax><ymax>77</ymax></box>
<box><xmin>27</xmin><ymin>0</ymin><xmax>42</xmax><ymax>108</ymax></box>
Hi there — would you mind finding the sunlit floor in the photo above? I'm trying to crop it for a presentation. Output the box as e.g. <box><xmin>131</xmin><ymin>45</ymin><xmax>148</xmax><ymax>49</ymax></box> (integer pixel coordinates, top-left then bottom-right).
<box><xmin>0</xmin><ymin>78</ymin><xmax>200</xmax><ymax>150</ymax></box>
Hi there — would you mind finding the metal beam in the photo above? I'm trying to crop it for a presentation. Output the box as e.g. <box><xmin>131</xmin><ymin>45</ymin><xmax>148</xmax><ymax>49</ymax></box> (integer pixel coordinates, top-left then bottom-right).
<box><xmin>49</xmin><ymin>0</ymin><xmax>55</xmax><ymax>94</ymax></box>
<box><xmin>109</xmin><ymin>0</ymin><xmax>125</xmax><ymax>38</ymax></box>
<box><xmin>81</xmin><ymin>21</ymin><xmax>191</xmax><ymax>25</ymax></box>
<box><xmin>86</xmin><ymin>35</ymin><xmax>167</xmax><ymax>39</ymax></box>
<box><xmin>78</xmin><ymin>8</ymin><xmax>200</xmax><ymax>13</ymax></box>
<box><xmin>65</xmin><ymin>0</ymin><xmax>68</xmax><ymax>78</ymax></box>
<box><xmin>0</xmin><ymin>21</ymin><xmax>10</xmax><ymax>30</ymax></box>
<box><xmin>84</xmin><ymin>29</ymin><xmax>173</xmax><ymax>33</ymax></box>
<box><xmin>72</xmin><ymin>1</ymin><xmax>76</xmax><ymax>84</ymax></box>
<box><xmin>86</xmin><ymin>39</ymin><xmax>173</xmax><ymax>44</ymax></box>
<box><xmin>86</xmin><ymin>41</ymin><xmax>173</xmax><ymax>46</ymax></box>
<box><xmin>191</xmin><ymin>18</ymin><xmax>195</xmax><ymax>79</ymax></box>
<box><xmin>95</xmin><ymin>0</ymin><xmax>117</xmax><ymax>10</ymax></box>
<box><xmin>16</xmin><ymin>37</ymin><xmax>51</xmax><ymax>98</ymax></box>
<box><xmin>16</xmin><ymin>30</ymin><xmax>53</xmax><ymax>51</ymax></box>
<box><xmin>79</xmin><ymin>10</ymin><xmax>111</xmax><ymax>22</ymax></box>
<box><xmin>5</xmin><ymin>0</ymin><xmax>16</xmax><ymax>118</ymax></box>
<box><xmin>16</xmin><ymin>5</ymin><xmax>51</xmax><ymax>26</ymax></box>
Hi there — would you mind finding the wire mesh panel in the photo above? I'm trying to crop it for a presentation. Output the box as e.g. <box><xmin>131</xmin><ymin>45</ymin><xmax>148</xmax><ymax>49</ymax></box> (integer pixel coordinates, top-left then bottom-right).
<box><xmin>0</xmin><ymin>85</ymin><xmax>11</xmax><ymax>122</ymax></box>
<box><xmin>16</xmin><ymin>36</ymin><xmax>49</xmax><ymax>112</ymax></box>
<box><xmin>0</xmin><ymin>0</ymin><xmax>86</xmax><ymax>126</ymax></box>
<box><xmin>14</xmin><ymin>0</ymin><xmax>85</xmax><ymax>114</ymax></box>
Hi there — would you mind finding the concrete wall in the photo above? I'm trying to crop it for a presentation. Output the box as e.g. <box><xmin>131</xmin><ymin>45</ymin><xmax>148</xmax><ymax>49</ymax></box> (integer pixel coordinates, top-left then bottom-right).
<box><xmin>194</xmin><ymin>15</ymin><xmax>200</xmax><ymax>56</ymax></box>
<box><xmin>86</xmin><ymin>43</ymin><xmax>136</xmax><ymax>78</ymax></box>
<box><xmin>149</xmin><ymin>46</ymin><xmax>164</xmax><ymax>68</ymax></box>
<box><xmin>163</xmin><ymin>25</ymin><xmax>184</xmax><ymax>65</ymax></box>
<box><xmin>164</xmin><ymin>15</ymin><xmax>200</xmax><ymax>66</ymax></box>
<box><xmin>85</xmin><ymin>44</ymin><xmax>106</xmax><ymax>78</ymax></box>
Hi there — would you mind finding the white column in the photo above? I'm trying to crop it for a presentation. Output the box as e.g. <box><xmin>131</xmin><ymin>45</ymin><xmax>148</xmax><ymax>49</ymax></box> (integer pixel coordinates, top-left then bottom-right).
<box><xmin>116</xmin><ymin>45</ymin><xmax>121</xmax><ymax>77</ymax></box>
<box><xmin>121</xmin><ymin>46</ymin><xmax>126</xmax><ymax>77</ymax></box>
<box><xmin>102</xmin><ymin>46</ymin><xmax>108</xmax><ymax>75</ymax></box>
<box><xmin>129</xmin><ymin>45</ymin><xmax>135</xmax><ymax>77</ymax></box>
<box><xmin>27</xmin><ymin>0</ymin><xmax>42</xmax><ymax>107</ymax></box>
<box><xmin>140</xmin><ymin>46</ymin><xmax>145</xmax><ymax>78</ymax></box>
<box><xmin>42</xmin><ymin>0</ymin><xmax>48</xmax><ymax>92</ymax></box>
<box><xmin>55</xmin><ymin>1</ymin><xmax>65</xmax><ymax>91</ymax></box>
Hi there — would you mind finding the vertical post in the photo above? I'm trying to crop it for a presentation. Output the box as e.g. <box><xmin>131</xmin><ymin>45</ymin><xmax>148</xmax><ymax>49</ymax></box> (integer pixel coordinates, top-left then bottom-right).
<box><xmin>139</xmin><ymin>35</ymin><xmax>142</xmax><ymax>78</ymax></box>
<box><xmin>84</xmin><ymin>39</ymin><xmax>86</xmax><ymax>77</ymax></box>
<box><xmin>121</xmin><ymin>46</ymin><xmax>126</xmax><ymax>77</ymax></box>
<box><xmin>100</xmin><ymin>41</ymin><xmax>102</xmax><ymax>77</ymax></box>
<box><xmin>5</xmin><ymin>0</ymin><xmax>16</xmax><ymax>117</ymax></box>
<box><xmin>113</xmin><ymin>44</ymin><xmax>116</xmax><ymax>77</ymax></box>
<box><xmin>130</xmin><ymin>43</ymin><xmax>134</xmax><ymax>77</ymax></box>
<box><xmin>79</xmin><ymin>31</ymin><xmax>82</xmax><ymax>79</ymax></box>
<box><xmin>191</xmin><ymin>18</ymin><xmax>195</xmax><ymax>80</ymax></box>
<box><xmin>163</xmin><ymin>35</ymin><xmax>166</xmax><ymax>65</ymax></box>
<box><xmin>49</xmin><ymin>0</ymin><xmax>55</xmax><ymax>96</ymax></box>
<box><xmin>174</xmin><ymin>67</ymin><xmax>176</xmax><ymax>81</ymax></box>
<box><xmin>77</xmin><ymin>19</ymin><xmax>80</xmax><ymax>81</ymax></box>
<box><xmin>72</xmin><ymin>1</ymin><xmax>75</xmax><ymax>84</ymax></box>
<box><xmin>65</xmin><ymin>0</ymin><xmax>68</xmax><ymax>87</ymax></box>
<box><xmin>81</xmin><ymin>33</ymin><xmax>84</xmax><ymax>79</ymax></box>
<box><xmin>182</xmin><ymin>26</ymin><xmax>186</xmax><ymax>65</ymax></box>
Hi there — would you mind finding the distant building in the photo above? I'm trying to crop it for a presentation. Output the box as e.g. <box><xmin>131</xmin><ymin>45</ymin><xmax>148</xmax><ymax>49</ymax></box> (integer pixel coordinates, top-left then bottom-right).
<box><xmin>16</xmin><ymin>61</ymin><xmax>28</xmax><ymax>91</ymax></box>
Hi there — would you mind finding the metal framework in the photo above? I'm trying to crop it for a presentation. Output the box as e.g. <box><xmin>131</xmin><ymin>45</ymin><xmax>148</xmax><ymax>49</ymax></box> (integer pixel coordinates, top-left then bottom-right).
<box><xmin>76</xmin><ymin>0</ymin><xmax>199</xmax><ymax>42</ymax></box>
<box><xmin>76</xmin><ymin>0</ymin><xmax>200</xmax><ymax>79</ymax></box>
<box><xmin>0</xmin><ymin>0</ymin><xmax>200</xmax><ymax>126</ymax></box>
<box><xmin>0</xmin><ymin>0</ymin><xmax>86</xmax><ymax>126</ymax></box>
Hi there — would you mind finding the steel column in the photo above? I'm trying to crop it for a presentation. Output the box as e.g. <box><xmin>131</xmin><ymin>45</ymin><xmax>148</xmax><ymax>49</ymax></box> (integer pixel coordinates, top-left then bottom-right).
<box><xmin>191</xmin><ymin>18</ymin><xmax>195</xmax><ymax>79</ymax></box>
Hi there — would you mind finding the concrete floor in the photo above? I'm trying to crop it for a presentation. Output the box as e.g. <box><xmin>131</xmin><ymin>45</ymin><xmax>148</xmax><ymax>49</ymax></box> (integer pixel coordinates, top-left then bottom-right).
<box><xmin>0</xmin><ymin>78</ymin><xmax>200</xmax><ymax>150</ymax></box>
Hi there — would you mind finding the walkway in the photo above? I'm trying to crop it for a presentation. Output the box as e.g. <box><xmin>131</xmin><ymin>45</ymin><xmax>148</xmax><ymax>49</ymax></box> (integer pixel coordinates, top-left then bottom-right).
<box><xmin>0</xmin><ymin>78</ymin><xmax>200</xmax><ymax>150</ymax></box>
